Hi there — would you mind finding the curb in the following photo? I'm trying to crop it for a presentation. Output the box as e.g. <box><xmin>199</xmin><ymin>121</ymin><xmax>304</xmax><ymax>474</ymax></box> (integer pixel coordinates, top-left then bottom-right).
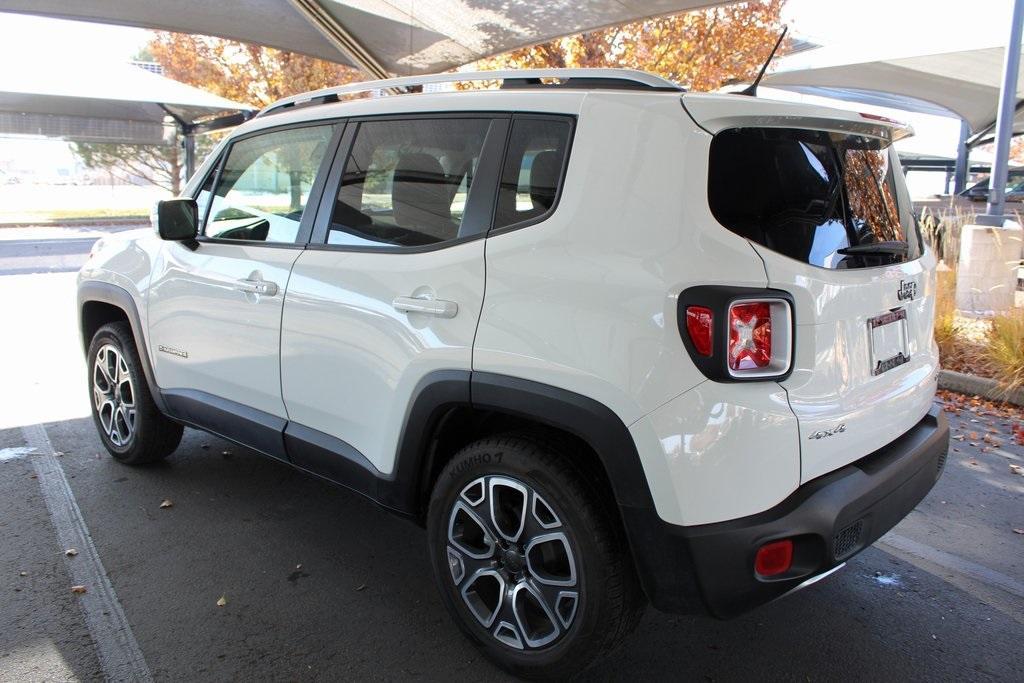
<box><xmin>0</xmin><ymin>217</ymin><xmax>149</xmax><ymax>229</ymax></box>
<box><xmin>938</xmin><ymin>369</ymin><xmax>1024</xmax><ymax>406</ymax></box>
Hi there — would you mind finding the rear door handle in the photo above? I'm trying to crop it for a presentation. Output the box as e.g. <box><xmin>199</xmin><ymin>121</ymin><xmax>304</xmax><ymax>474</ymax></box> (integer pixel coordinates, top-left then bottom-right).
<box><xmin>237</xmin><ymin>277</ymin><xmax>279</xmax><ymax>297</ymax></box>
<box><xmin>393</xmin><ymin>296</ymin><xmax>458</xmax><ymax>318</ymax></box>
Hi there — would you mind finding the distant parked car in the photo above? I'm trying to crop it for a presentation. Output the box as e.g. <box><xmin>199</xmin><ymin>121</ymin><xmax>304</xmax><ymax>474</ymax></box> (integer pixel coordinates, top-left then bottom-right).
<box><xmin>960</xmin><ymin>172</ymin><xmax>1024</xmax><ymax>202</ymax></box>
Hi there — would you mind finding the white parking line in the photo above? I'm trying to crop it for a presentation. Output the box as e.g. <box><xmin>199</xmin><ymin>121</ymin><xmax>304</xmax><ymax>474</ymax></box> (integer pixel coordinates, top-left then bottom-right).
<box><xmin>20</xmin><ymin>423</ymin><xmax>153</xmax><ymax>683</ymax></box>
<box><xmin>879</xmin><ymin>532</ymin><xmax>1024</xmax><ymax>600</ymax></box>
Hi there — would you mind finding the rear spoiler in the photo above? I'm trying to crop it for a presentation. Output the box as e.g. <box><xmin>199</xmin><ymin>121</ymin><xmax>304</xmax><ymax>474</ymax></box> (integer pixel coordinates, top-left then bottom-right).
<box><xmin>681</xmin><ymin>93</ymin><xmax>913</xmax><ymax>144</ymax></box>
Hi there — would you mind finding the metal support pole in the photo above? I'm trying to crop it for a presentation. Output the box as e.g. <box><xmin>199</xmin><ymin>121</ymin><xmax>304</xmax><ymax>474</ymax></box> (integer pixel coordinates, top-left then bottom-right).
<box><xmin>953</xmin><ymin>119</ymin><xmax>970</xmax><ymax>195</ymax></box>
<box><xmin>183</xmin><ymin>131</ymin><xmax>196</xmax><ymax>187</ymax></box>
<box><xmin>980</xmin><ymin>0</ymin><xmax>1024</xmax><ymax>224</ymax></box>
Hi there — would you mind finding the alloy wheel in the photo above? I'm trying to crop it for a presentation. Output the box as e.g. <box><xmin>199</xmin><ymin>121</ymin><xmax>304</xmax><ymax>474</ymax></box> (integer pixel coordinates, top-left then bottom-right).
<box><xmin>446</xmin><ymin>475</ymin><xmax>579</xmax><ymax>650</ymax></box>
<box><xmin>92</xmin><ymin>343</ymin><xmax>136</xmax><ymax>448</ymax></box>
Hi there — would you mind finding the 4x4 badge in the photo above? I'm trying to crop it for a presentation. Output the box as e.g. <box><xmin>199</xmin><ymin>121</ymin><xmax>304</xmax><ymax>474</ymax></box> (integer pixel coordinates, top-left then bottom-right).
<box><xmin>897</xmin><ymin>280</ymin><xmax>917</xmax><ymax>301</ymax></box>
<box><xmin>808</xmin><ymin>424</ymin><xmax>846</xmax><ymax>440</ymax></box>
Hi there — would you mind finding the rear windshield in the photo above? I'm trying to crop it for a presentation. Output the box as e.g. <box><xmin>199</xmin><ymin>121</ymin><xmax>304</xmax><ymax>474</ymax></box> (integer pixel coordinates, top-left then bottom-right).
<box><xmin>708</xmin><ymin>128</ymin><xmax>920</xmax><ymax>269</ymax></box>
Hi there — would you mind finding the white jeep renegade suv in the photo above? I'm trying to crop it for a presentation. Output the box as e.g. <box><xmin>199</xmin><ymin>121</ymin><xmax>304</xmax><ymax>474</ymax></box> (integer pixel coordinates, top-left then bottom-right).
<box><xmin>78</xmin><ymin>69</ymin><xmax>949</xmax><ymax>678</ymax></box>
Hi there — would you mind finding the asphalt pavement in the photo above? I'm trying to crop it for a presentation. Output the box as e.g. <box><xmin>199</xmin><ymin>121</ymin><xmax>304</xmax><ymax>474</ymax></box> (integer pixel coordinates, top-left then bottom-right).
<box><xmin>1</xmin><ymin>228</ymin><xmax>1022</xmax><ymax>682</ymax></box>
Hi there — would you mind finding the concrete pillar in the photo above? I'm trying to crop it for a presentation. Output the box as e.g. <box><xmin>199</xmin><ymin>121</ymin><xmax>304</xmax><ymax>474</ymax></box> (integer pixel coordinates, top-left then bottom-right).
<box><xmin>955</xmin><ymin>220</ymin><xmax>1024</xmax><ymax>314</ymax></box>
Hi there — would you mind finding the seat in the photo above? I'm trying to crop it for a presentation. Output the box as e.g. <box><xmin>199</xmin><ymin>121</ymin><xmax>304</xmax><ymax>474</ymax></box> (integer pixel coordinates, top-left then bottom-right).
<box><xmin>392</xmin><ymin>152</ymin><xmax>458</xmax><ymax>242</ymax></box>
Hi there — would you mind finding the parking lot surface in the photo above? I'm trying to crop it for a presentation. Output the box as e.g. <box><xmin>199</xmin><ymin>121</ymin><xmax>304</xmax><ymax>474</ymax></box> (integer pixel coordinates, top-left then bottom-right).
<box><xmin>1</xmin><ymin>229</ymin><xmax>1022</xmax><ymax>681</ymax></box>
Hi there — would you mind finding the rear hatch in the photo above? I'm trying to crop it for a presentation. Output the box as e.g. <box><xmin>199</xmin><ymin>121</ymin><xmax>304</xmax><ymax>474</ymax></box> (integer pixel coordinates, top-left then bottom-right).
<box><xmin>687</xmin><ymin>95</ymin><xmax>939</xmax><ymax>482</ymax></box>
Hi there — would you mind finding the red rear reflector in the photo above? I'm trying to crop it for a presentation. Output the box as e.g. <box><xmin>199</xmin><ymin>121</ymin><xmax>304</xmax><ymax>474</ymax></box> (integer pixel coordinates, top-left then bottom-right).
<box><xmin>728</xmin><ymin>302</ymin><xmax>772</xmax><ymax>370</ymax></box>
<box><xmin>755</xmin><ymin>539</ymin><xmax>793</xmax><ymax>577</ymax></box>
<box><xmin>685</xmin><ymin>306</ymin><xmax>714</xmax><ymax>357</ymax></box>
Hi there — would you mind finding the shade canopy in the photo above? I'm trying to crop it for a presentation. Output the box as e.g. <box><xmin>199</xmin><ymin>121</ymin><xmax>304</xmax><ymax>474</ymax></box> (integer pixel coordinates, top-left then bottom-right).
<box><xmin>0</xmin><ymin>0</ymin><xmax>726</xmax><ymax>78</ymax></box>
<box><xmin>0</xmin><ymin>60</ymin><xmax>257</xmax><ymax>144</ymax></box>
<box><xmin>763</xmin><ymin>45</ymin><xmax>1024</xmax><ymax>143</ymax></box>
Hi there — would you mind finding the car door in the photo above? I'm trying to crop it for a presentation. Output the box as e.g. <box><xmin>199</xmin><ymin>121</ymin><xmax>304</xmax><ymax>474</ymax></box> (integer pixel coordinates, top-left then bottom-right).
<box><xmin>148</xmin><ymin>122</ymin><xmax>340</xmax><ymax>457</ymax></box>
<box><xmin>280</xmin><ymin>115</ymin><xmax>506</xmax><ymax>478</ymax></box>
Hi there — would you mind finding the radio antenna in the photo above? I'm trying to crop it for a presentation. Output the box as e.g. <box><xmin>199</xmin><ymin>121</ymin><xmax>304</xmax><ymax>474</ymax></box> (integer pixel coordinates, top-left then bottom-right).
<box><xmin>740</xmin><ymin>25</ymin><xmax>788</xmax><ymax>97</ymax></box>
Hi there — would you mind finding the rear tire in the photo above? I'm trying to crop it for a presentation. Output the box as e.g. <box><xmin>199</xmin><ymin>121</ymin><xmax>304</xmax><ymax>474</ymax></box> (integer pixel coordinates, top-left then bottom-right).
<box><xmin>87</xmin><ymin>322</ymin><xmax>182</xmax><ymax>464</ymax></box>
<box><xmin>427</xmin><ymin>433</ymin><xmax>643</xmax><ymax>680</ymax></box>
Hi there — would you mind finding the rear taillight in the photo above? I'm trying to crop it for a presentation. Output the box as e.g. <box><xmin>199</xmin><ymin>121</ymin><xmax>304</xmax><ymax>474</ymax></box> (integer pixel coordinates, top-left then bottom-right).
<box><xmin>728</xmin><ymin>302</ymin><xmax>771</xmax><ymax>370</ymax></box>
<box><xmin>725</xmin><ymin>299</ymin><xmax>792</xmax><ymax>379</ymax></box>
<box><xmin>685</xmin><ymin>306</ymin><xmax>714</xmax><ymax>357</ymax></box>
<box><xmin>677</xmin><ymin>288</ymin><xmax>793</xmax><ymax>382</ymax></box>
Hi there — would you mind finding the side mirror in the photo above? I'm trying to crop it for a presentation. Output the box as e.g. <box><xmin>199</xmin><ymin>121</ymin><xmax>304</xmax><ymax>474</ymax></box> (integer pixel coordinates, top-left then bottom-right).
<box><xmin>157</xmin><ymin>198</ymin><xmax>199</xmax><ymax>248</ymax></box>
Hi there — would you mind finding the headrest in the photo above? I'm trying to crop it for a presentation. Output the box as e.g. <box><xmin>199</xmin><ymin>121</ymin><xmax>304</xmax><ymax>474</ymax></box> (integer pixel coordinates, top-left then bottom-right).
<box><xmin>529</xmin><ymin>150</ymin><xmax>562</xmax><ymax>211</ymax></box>
<box><xmin>392</xmin><ymin>152</ymin><xmax>453</xmax><ymax>239</ymax></box>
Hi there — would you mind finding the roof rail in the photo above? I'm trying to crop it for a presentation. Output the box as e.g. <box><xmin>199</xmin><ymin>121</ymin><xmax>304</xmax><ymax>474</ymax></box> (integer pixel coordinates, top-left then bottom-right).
<box><xmin>256</xmin><ymin>68</ymin><xmax>683</xmax><ymax>118</ymax></box>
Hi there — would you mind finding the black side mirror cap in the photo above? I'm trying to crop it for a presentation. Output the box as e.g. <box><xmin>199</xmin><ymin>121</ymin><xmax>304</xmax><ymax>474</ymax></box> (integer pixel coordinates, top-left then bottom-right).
<box><xmin>157</xmin><ymin>198</ymin><xmax>199</xmax><ymax>249</ymax></box>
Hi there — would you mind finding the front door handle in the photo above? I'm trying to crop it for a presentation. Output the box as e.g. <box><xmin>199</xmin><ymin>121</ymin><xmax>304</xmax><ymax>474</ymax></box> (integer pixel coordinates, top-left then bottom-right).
<box><xmin>393</xmin><ymin>296</ymin><xmax>458</xmax><ymax>318</ymax></box>
<box><xmin>237</xmin><ymin>277</ymin><xmax>279</xmax><ymax>297</ymax></box>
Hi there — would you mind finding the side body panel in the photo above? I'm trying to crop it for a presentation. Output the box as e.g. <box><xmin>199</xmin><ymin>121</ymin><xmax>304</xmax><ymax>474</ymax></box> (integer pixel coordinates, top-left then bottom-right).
<box><xmin>280</xmin><ymin>242</ymin><xmax>486</xmax><ymax>474</ymax></box>
<box><xmin>147</xmin><ymin>241</ymin><xmax>301</xmax><ymax>419</ymax></box>
<box><xmin>474</xmin><ymin>93</ymin><xmax>801</xmax><ymax>526</ymax></box>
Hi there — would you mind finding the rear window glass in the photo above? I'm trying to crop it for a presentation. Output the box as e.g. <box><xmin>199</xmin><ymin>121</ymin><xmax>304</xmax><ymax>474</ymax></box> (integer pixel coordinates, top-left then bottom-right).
<box><xmin>708</xmin><ymin>128</ymin><xmax>920</xmax><ymax>269</ymax></box>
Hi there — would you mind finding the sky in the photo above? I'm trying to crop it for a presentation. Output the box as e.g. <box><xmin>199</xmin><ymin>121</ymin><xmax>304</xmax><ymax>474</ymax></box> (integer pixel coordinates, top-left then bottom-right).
<box><xmin>0</xmin><ymin>1</ymin><xmax>1017</xmax><ymax>188</ymax></box>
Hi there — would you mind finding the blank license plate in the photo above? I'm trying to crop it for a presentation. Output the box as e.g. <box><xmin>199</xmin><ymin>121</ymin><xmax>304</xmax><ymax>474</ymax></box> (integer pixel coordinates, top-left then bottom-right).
<box><xmin>869</xmin><ymin>308</ymin><xmax>910</xmax><ymax>376</ymax></box>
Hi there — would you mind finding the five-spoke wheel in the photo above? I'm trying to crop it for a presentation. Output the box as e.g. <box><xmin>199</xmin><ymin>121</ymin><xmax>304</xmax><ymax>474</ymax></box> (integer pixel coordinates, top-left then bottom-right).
<box><xmin>93</xmin><ymin>343</ymin><xmax>136</xmax><ymax>448</ymax></box>
<box><xmin>87</xmin><ymin>322</ymin><xmax>182</xmax><ymax>464</ymax></box>
<box><xmin>428</xmin><ymin>435</ymin><xmax>643</xmax><ymax>679</ymax></box>
<box><xmin>446</xmin><ymin>475</ymin><xmax>579</xmax><ymax>650</ymax></box>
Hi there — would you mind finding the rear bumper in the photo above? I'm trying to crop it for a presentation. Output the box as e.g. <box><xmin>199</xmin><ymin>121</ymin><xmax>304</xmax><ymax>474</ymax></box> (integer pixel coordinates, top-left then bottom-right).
<box><xmin>625</xmin><ymin>405</ymin><xmax>949</xmax><ymax>618</ymax></box>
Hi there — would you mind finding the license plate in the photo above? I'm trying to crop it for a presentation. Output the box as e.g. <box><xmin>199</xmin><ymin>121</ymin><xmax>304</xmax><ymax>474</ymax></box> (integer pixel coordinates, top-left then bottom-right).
<box><xmin>868</xmin><ymin>308</ymin><xmax>910</xmax><ymax>376</ymax></box>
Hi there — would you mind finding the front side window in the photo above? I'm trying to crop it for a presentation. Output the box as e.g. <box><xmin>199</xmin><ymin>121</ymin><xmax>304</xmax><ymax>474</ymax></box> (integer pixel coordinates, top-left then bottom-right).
<box><xmin>326</xmin><ymin>118</ymin><xmax>491</xmax><ymax>249</ymax></box>
<box><xmin>708</xmin><ymin>127</ymin><xmax>919</xmax><ymax>269</ymax></box>
<box><xmin>204</xmin><ymin>125</ymin><xmax>336</xmax><ymax>243</ymax></box>
<box><xmin>493</xmin><ymin>117</ymin><xmax>572</xmax><ymax>230</ymax></box>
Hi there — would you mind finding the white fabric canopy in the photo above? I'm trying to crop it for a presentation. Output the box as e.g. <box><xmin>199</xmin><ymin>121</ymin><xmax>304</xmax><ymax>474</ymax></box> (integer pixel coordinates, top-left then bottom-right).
<box><xmin>0</xmin><ymin>60</ymin><xmax>255</xmax><ymax>144</ymax></box>
<box><xmin>763</xmin><ymin>45</ymin><xmax>1024</xmax><ymax>140</ymax></box>
<box><xmin>0</xmin><ymin>0</ymin><xmax>725</xmax><ymax>78</ymax></box>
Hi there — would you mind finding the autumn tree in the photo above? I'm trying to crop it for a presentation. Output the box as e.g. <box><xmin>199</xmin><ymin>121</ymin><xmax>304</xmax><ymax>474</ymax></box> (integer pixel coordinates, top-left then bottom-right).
<box><xmin>467</xmin><ymin>0</ymin><xmax>787</xmax><ymax>92</ymax></box>
<box><xmin>74</xmin><ymin>35</ymin><xmax>360</xmax><ymax>194</ymax></box>
<box><xmin>148</xmin><ymin>33</ymin><xmax>362</xmax><ymax>108</ymax></box>
<box><xmin>73</xmin><ymin>138</ymin><xmax>184</xmax><ymax>194</ymax></box>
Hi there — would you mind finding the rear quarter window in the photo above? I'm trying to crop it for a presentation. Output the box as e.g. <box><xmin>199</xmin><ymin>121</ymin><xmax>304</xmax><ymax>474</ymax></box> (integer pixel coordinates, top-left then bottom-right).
<box><xmin>708</xmin><ymin>127</ymin><xmax>920</xmax><ymax>269</ymax></box>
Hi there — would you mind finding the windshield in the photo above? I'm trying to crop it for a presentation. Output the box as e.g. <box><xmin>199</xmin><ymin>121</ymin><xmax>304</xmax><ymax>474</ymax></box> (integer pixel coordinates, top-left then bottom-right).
<box><xmin>708</xmin><ymin>127</ymin><xmax>920</xmax><ymax>269</ymax></box>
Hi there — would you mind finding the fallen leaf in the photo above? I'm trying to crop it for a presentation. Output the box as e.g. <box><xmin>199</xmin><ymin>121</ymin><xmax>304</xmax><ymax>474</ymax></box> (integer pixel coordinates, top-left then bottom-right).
<box><xmin>295</xmin><ymin>564</ymin><xmax>302</xmax><ymax>570</ymax></box>
<box><xmin>1010</xmin><ymin>464</ymin><xmax>1023</xmax><ymax>476</ymax></box>
<box><xmin>19</xmin><ymin>571</ymin><xmax>27</xmax><ymax>577</ymax></box>
<box><xmin>969</xmin><ymin>431</ymin><xmax>979</xmax><ymax>439</ymax></box>
<box><xmin>65</xmin><ymin>548</ymin><xmax>78</xmax><ymax>557</ymax></box>
<box><xmin>71</xmin><ymin>585</ymin><xmax>87</xmax><ymax>594</ymax></box>
<box><xmin>159</xmin><ymin>499</ymin><xmax>173</xmax><ymax>509</ymax></box>
<box><xmin>216</xmin><ymin>595</ymin><xmax>227</xmax><ymax>607</ymax></box>
<box><xmin>1013</xmin><ymin>528</ymin><xmax>1024</xmax><ymax>535</ymax></box>
<box><xmin>969</xmin><ymin>459</ymin><xmax>979</xmax><ymax>466</ymax></box>
<box><xmin>355</xmin><ymin>584</ymin><xmax>367</xmax><ymax>592</ymax></box>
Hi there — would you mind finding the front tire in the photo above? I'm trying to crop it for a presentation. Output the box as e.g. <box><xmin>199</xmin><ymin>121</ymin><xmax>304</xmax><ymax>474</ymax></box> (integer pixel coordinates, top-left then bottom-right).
<box><xmin>427</xmin><ymin>434</ymin><xmax>643</xmax><ymax>679</ymax></box>
<box><xmin>87</xmin><ymin>322</ymin><xmax>182</xmax><ymax>464</ymax></box>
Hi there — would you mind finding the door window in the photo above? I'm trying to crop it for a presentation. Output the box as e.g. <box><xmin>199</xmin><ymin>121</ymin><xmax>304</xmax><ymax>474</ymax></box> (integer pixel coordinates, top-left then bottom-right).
<box><xmin>204</xmin><ymin>124</ymin><xmax>336</xmax><ymax>243</ymax></box>
<box><xmin>326</xmin><ymin>118</ymin><xmax>491</xmax><ymax>248</ymax></box>
<box><xmin>493</xmin><ymin>117</ymin><xmax>572</xmax><ymax>230</ymax></box>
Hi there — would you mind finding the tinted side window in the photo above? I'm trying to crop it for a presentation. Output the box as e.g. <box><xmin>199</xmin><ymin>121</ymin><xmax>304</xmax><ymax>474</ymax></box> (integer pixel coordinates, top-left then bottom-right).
<box><xmin>326</xmin><ymin>118</ymin><xmax>491</xmax><ymax>249</ymax></box>
<box><xmin>205</xmin><ymin>125</ymin><xmax>336</xmax><ymax>243</ymax></box>
<box><xmin>493</xmin><ymin>118</ymin><xmax>572</xmax><ymax>230</ymax></box>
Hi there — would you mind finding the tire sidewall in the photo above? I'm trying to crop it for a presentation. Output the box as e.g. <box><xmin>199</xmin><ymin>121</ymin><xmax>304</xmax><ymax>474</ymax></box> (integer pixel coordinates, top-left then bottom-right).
<box><xmin>427</xmin><ymin>439</ymin><xmax>618</xmax><ymax>677</ymax></box>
